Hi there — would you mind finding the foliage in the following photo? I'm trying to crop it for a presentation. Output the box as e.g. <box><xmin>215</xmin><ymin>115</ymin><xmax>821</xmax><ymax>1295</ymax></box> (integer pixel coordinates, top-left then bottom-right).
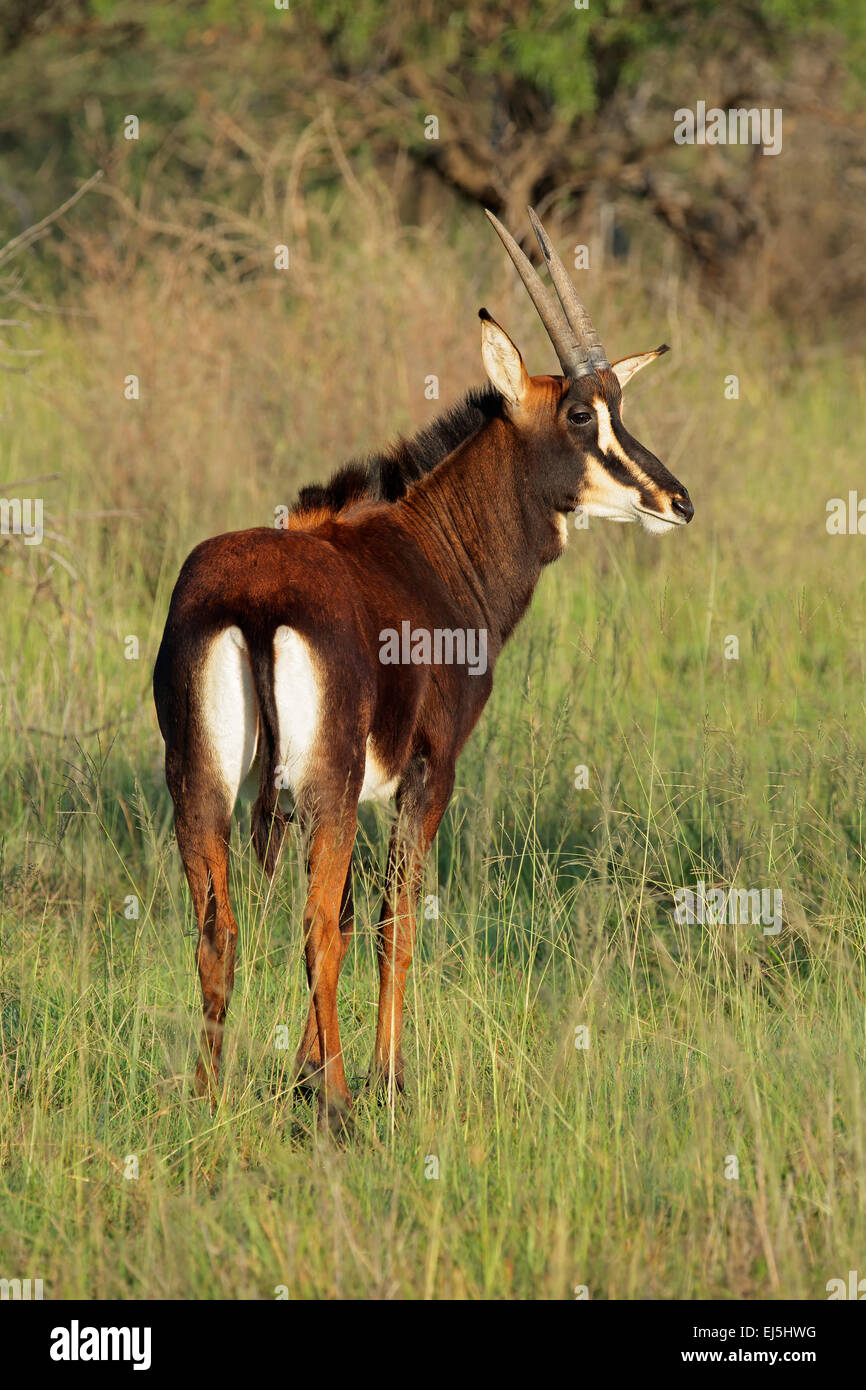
<box><xmin>0</xmin><ymin>1</ymin><xmax>864</xmax><ymax>323</ymax></box>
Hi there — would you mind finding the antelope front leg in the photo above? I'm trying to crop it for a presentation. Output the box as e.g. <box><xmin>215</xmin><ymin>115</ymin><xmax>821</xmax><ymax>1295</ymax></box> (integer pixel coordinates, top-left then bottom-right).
<box><xmin>302</xmin><ymin>818</ymin><xmax>357</xmax><ymax>1131</ymax></box>
<box><xmin>295</xmin><ymin>866</ymin><xmax>353</xmax><ymax>1092</ymax></box>
<box><xmin>371</xmin><ymin>758</ymin><xmax>452</xmax><ymax>1097</ymax></box>
<box><xmin>372</xmin><ymin>830</ymin><xmax>421</xmax><ymax>1095</ymax></box>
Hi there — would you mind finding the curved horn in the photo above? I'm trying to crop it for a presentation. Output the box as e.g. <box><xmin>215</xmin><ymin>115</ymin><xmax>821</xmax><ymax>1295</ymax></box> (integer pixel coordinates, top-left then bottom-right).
<box><xmin>484</xmin><ymin>208</ymin><xmax>589</xmax><ymax>378</ymax></box>
<box><xmin>526</xmin><ymin>206</ymin><xmax>610</xmax><ymax>372</ymax></box>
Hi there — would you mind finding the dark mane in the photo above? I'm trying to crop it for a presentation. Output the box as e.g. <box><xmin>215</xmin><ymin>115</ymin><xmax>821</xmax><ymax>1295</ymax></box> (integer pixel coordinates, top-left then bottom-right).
<box><xmin>291</xmin><ymin>385</ymin><xmax>504</xmax><ymax>520</ymax></box>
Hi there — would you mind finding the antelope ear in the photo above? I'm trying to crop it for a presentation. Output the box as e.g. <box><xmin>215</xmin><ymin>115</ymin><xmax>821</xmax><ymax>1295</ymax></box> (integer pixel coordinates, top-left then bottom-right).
<box><xmin>479</xmin><ymin>308</ymin><xmax>529</xmax><ymax>406</ymax></box>
<box><xmin>612</xmin><ymin>343</ymin><xmax>670</xmax><ymax>389</ymax></box>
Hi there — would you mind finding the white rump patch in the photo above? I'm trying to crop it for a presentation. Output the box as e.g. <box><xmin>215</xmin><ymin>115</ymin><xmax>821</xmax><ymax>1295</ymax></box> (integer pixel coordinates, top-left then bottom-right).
<box><xmin>201</xmin><ymin>626</ymin><xmax>258</xmax><ymax>803</ymax></box>
<box><xmin>201</xmin><ymin>624</ymin><xmax>399</xmax><ymax>812</ymax></box>
<box><xmin>273</xmin><ymin>625</ymin><xmax>320</xmax><ymax>797</ymax></box>
<box><xmin>273</xmin><ymin>627</ymin><xmax>398</xmax><ymax>805</ymax></box>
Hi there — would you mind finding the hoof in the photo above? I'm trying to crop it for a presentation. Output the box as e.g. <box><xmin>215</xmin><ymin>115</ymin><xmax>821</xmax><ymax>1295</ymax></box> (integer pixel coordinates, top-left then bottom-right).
<box><xmin>194</xmin><ymin>1062</ymin><xmax>220</xmax><ymax>1110</ymax></box>
<box><xmin>293</xmin><ymin>1059</ymin><xmax>323</xmax><ymax>1100</ymax></box>
<box><xmin>364</xmin><ymin>1067</ymin><xmax>406</xmax><ymax>1103</ymax></box>
<box><xmin>317</xmin><ymin>1091</ymin><xmax>354</xmax><ymax>1138</ymax></box>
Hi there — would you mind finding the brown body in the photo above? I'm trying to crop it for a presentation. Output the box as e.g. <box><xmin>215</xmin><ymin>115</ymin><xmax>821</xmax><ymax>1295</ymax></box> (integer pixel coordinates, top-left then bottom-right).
<box><xmin>153</xmin><ymin>211</ymin><xmax>694</xmax><ymax>1127</ymax></box>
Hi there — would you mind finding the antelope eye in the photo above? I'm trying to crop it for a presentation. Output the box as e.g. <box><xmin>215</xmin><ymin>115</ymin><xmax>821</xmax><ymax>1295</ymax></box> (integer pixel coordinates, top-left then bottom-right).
<box><xmin>568</xmin><ymin>408</ymin><xmax>593</xmax><ymax>426</ymax></box>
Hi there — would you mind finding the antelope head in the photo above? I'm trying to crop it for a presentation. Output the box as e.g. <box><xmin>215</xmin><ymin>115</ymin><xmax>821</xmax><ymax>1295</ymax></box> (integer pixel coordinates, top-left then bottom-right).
<box><xmin>483</xmin><ymin>208</ymin><xmax>693</xmax><ymax>536</ymax></box>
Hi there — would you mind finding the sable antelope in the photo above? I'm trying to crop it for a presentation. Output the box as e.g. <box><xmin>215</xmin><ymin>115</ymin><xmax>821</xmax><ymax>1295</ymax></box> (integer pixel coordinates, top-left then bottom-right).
<box><xmin>153</xmin><ymin>208</ymin><xmax>693</xmax><ymax>1129</ymax></box>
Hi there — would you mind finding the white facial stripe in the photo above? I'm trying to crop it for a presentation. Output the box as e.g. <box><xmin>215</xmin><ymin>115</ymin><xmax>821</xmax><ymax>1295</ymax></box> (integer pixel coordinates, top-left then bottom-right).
<box><xmin>575</xmin><ymin>404</ymin><xmax>673</xmax><ymax>531</ymax></box>
<box><xmin>581</xmin><ymin>456</ymin><xmax>639</xmax><ymax>520</ymax></box>
<box><xmin>591</xmin><ymin>397</ymin><xmax>655</xmax><ymax>492</ymax></box>
<box><xmin>592</xmin><ymin>397</ymin><xmax>621</xmax><ymax>458</ymax></box>
<box><xmin>573</xmin><ymin>399</ymin><xmax>682</xmax><ymax>535</ymax></box>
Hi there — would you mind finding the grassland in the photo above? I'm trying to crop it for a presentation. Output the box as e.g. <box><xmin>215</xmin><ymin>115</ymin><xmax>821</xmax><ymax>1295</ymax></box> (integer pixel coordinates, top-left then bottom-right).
<box><xmin>1</xmin><ymin>204</ymin><xmax>864</xmax><ymax>1298</ymax></box>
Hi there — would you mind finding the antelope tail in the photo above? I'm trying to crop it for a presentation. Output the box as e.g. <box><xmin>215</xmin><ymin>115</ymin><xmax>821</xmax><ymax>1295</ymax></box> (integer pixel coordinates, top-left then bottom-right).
<box><xmin>247</xmin><ymin>632</ymin><xmax>289</xmax><ymax>876</ymax></box>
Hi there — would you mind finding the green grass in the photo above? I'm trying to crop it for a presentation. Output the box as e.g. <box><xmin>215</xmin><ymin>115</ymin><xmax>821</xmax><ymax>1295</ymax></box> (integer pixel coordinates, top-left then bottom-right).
<box><xmin>1</xmin><ymin>223</ymin><xmax>865</xmax><ymax>1298</ymax></box>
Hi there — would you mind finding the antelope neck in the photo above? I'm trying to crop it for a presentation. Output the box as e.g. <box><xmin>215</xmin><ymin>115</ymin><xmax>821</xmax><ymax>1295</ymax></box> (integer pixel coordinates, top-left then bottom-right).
<box><xmin>398</xmin><ymin>417</ymin><xmax>555</xmax><ymax>652</ymax></box>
